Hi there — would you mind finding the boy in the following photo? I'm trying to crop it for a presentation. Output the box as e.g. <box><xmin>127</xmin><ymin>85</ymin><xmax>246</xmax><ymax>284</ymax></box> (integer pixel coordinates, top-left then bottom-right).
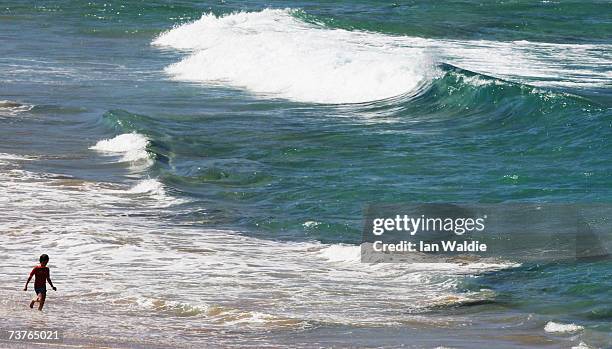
<box><xmin>23</xmin><ymin>254</ymin><xmax>57</xmax><ymax>311</ymax></box>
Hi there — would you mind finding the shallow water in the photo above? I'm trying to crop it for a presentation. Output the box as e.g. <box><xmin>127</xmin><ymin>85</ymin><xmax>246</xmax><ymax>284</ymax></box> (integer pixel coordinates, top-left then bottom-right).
<box><xmin>1</xmin><ymin>1</ymin><xmax>610</xmax><ymax>348</ymax></box>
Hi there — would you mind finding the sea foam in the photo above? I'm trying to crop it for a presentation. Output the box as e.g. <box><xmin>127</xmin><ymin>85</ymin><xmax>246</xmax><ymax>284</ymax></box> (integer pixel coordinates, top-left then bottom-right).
<box><xmin>153</xmin><ymin>9</ymin><xmax>433</xmax><ymax>104</ymax></box>
<box><xmin>0</xmin><ymin>100</ymin><xmax>34</xmax><ymax>116</ymax></box>
<box><xmin>90</xmin><ymin>133</ymin><xmax>151</xmax><ymax>164</ymax></box>
<box><xmin>126</xmin><ymin>178</ymin><xmax>184</xmax><ymax>206</ymax></box>
<box><xmin>128</xmin><ymin>178</ymin><xmax>164</xmax><ymax>195</ymax></box>
<box><xmin>544</xmin><ymin>321</ymin><xmax>584</xmax><ymax>333</ymax></box>
<box><xmin>317</xmin><ymin>244</ymin><xmax>362</xmax><ymax>263</ymax></box>
<box><xmin>154</xmin><ymin>9</ymin><xmax>612</xmax><ymax>102</ymax></box>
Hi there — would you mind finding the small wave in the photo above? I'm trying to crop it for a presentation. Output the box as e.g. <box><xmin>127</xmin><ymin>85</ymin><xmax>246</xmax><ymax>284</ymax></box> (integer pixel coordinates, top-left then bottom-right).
<box><xmin>0</xmin><ymin>153</ymin><xmax>38</xmax><ymax>166</ymax></box>
<box><xmin>317</xmin><ymin>244</ymin><xmax>362</xmax><ymax>263</ymax></box>
<box><xmin>0</xmin><ymin>153</ymin><xmax>36</xmax><ymax>161</ymax></box>
<box><xmin>90</xmin><ymin>132</ymin><xmax>152</xmax><ymax>165</ymax></box>
<box><xmin>134</xmin><ymin>297</ymin><xmax>304</xmax><ymax>327</ymax></box>
<box><xmin>128</xmin><ymin>178</ymin><xmax>164</xmax><ymax>195</ymax></box>
<box><xmin>378</xmin><ymin>64</ymin><xmax>605</xmax><ymax>130</ymax></box>
<box><xmin>153</xmin><ymin>9</ymin><xmax>433</xmax><ymax>104</ymax></box>
<box><xmin>431</xmin><ymin>291</ymin><xmax>497</xmax><ymax>308</ymax></box>
<box><xmin>303</xmin><ymin>220</ymin><xmax>321</xmax><ymax>229</ymax></box>
<box><xmin>135</xmin><ymin>298</ymin><xmax>208</xmax><ymax>317</ymax></box>
<box><xmin>316</xmin><ymin>243</ymin><xmax>516</xmax><ymax>272</ymax></box>
<box><xmin>0</xmin><ymin>100</ymin><xmax>34</xmax><ymax>116</ymax></box>
<box><xmin>544</xmin><ymin>321</ymin><xmax>584</xmax><ymax>333</ymax></box>
<box><xmin>126</xmin><ymin>178</ymin><xmax>185</xmax><ymax>206</ymax></box>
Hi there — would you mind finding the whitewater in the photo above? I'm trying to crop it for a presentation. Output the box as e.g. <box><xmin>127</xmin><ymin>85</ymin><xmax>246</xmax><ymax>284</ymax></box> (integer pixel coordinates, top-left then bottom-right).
<box><xmin>1</xmin><ymin>2</ymin><xmax>611</xmax><ymax>348</ymax></box>
<box><xmin>154</xmin><ymin>9</ymin><xmax>612</xmax><ymax>104</ymax></box>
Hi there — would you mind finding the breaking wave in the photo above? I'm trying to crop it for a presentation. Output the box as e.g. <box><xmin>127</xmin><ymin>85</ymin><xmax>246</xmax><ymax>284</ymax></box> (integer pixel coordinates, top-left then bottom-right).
<box><xmin>153</xmin><ymin>9</ymin><xmax>434</xmax><ymax>104</ymax></box>
<box><xmin>90</xmin><ymin>132</ymin><xmax>152</xmax><ymax>165</ymax></box>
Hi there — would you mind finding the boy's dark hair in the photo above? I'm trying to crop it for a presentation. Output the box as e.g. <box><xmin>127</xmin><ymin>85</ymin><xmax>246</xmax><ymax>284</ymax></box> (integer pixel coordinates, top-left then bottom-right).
<box><xmin>39</xmin><ymin>254</ymin><xmax>49</xmax><ymax>263</ymax></box>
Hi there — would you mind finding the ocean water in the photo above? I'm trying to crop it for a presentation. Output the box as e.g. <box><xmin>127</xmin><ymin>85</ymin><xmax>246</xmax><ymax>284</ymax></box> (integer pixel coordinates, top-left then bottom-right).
<box><xmin>0</xmin><ymin>1</ymin><xmax>611</xmax><ymax>348</ymax></box>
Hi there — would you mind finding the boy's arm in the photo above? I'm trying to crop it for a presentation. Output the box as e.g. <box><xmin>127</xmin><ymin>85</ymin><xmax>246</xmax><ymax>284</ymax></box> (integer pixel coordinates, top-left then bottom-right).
<box><xmin>47</xmin><ymin>271</ymin><xmax>56</xmax><ymax>291</ymax></box>
<box><xmin>24</xmin><ymin>270</ymin><xmax>34</xmax><ymax>291</ymax></box>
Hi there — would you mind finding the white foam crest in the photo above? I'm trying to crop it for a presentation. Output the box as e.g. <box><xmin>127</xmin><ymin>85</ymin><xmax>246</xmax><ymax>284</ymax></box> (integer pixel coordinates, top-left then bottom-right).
<box><xmin>154</xmin><ymin>9</ymin><xmax>611</xmax><ymax>102</ymax></box>
<box><xmin>0</xmin><ymin>100</ymin><xmax>34</xmax><ymax>116</ymax></box>
<box><xmin>0</xmin><ymin>153</ymin><xmax>35</xmax><ymax>168</ymax></box>
<box><xmin>153</xmin><ymin>9</ymin><xmax>433</xmax><ymax>104</ymax></box>
<box><xmin>134</xmin><ymin>297</ymin><xmax>209</xmax><ymax>316</ymax></box>
<box><xmin>432</xmin><ymin>39</ymin><xmax>612</xmax><ymax>89</ymax></box>
<box><xmin>132</xmin><ymin>297</ymin><xmax>303</xmax><ymax>327</ymax></box>
<box><xmin>128</xmin><ymin>178</ymin><xmax>164</xmax><ymax>195</ymax></box>
<box><xmin>126</xmin><ymin>178</ymin><xmax>186</xmax><ymax>206</ymax></box>
<box><xmin>302</xmin><ymin>220</ymin><xmax>321</xmax><ymax>229</ymax></box>
<box><xmin>544</xmin><ymin>321</ymin><xmax>584</xmax><ymax>333</ymax></box>
<box><xmin>0</xmin><ymin>153</ymin><xmax>36</xmax><ymax>162</ymax></box>
<box><xmin>317</xmin><ymin>243</ymin><xmax>517</xmax><ymax>273</ymax></box>
<box><xmin>90</xmin><ymin>132</ymin><xmax>152</xmax><ymax>164</ymax></box>
<box><xmin>317</xmin><ymin>243</ymin><xmax>362</xmax><ymax>263</ymax></box>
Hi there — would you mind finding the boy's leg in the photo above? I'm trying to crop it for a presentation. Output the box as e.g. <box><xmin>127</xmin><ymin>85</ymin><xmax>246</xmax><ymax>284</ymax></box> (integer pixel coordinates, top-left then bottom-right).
<box><xmin>30</xmin><ymin>293</ymin><xmax>40</xmax><ymax>309</ymax></box>
<box><xmin>37</xmin><ymin>293</ymin><xmax>46</xmax><ymax>311</ymax></box>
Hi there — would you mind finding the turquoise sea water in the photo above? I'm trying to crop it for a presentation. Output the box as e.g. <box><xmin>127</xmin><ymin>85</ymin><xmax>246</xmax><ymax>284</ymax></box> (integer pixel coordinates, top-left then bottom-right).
<box><xmin>0</xmin><ymin>1</ymin><xmax>610</xmax><ymax>348</ymax></box>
